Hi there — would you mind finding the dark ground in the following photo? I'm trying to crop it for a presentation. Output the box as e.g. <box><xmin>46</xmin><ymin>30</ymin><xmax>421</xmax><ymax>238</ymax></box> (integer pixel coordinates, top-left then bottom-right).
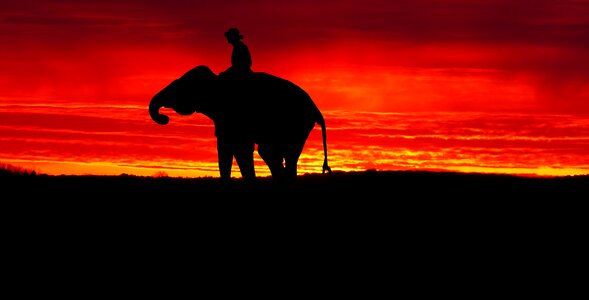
<box><xmin>2</xmin><ymin>170</ymin><xmax>584</xmax><ymax>283</ymax></box>
<box><xmin>4</xmin><ymin>169</ymin><xmax>587</xmax><ymax>199</ymax></box>
<box><xmin>3</xmin><ymin>169</ymin><xmax>586</xmax><ymax>220</ymax></box>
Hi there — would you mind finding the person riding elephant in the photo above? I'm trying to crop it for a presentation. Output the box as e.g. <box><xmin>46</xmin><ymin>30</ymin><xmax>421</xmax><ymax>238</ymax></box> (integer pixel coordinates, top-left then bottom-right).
<box><xmin>219</xmin><ymin>27</ymin><xmax>253</xmax><ymax>80</ymax></box>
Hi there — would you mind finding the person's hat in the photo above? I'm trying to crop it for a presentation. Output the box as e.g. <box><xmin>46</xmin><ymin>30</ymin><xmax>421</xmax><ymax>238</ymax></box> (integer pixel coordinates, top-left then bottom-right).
<box><xmin>224</xmin><ymin>28</ymin><xmax>243</xmax><ymax>40</ymax></box>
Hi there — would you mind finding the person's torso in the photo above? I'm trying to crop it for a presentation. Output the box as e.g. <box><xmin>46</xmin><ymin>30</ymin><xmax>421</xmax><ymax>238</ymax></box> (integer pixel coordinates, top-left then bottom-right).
<box><xmin>231</xmin><ymin>42</ymin><xmax>252</xmax><ymax>68</ymax></box>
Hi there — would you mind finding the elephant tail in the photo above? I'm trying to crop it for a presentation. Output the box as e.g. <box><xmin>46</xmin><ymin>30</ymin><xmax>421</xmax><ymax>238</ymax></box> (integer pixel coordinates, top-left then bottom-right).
<box><xmin>317</xmin><ymin>114</ymin><xmax>332</xmax><ymax>174</ymax></box>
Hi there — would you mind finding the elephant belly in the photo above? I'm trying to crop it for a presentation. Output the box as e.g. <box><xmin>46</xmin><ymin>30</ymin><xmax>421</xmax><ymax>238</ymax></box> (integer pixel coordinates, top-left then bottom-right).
<box><xmin>253</xmin><ymin>118</ymin><xmax>315</xmax><ymax>146</ymax></box>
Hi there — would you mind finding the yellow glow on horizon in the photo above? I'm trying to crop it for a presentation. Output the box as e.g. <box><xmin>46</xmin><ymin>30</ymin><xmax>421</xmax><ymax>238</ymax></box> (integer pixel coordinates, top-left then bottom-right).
<box><xmin>5</xmin><ymin>158</ymin><xmax>588</xmax><ymax>179</ymax></box>
<box><xmin>445</xmin><ymin>165</ymin><xmax>589</xmax><ymax>177</ymax></box>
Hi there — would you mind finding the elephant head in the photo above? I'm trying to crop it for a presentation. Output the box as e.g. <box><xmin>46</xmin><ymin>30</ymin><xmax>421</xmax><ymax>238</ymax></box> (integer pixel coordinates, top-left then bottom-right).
<box><xmin>149</xmin><ymin>65</ymin><xmax>218</xmax><ymax>125</ymax></box>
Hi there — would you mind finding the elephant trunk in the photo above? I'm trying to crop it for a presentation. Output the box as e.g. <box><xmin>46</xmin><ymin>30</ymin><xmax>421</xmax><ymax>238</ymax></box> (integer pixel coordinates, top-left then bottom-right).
<box><xmin>149</xmin><ymin>94</ymin><xmax>169</xmax><ymax>125</ymax></box>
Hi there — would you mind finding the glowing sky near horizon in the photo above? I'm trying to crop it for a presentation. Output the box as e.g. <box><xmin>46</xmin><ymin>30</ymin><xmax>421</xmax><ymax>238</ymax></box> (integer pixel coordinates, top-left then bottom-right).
<box><xmin>1</xmin><ymin>0</ymin><xmax>589</xmax><ymax>177</ymax></box>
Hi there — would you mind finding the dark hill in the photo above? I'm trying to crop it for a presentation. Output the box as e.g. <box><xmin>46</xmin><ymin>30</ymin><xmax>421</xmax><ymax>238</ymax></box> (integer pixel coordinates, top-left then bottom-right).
<box><xmin>3</xmin><ymin>169</ymin><xmax>587</xmax><ymax>203</ymax></box>
<box><xmin>3</xmin><ymin>170</ymin><xmax>584</xmax><ymax>271</ymax></box>
<box><xmin>4</xmin><ymin>169</ymin><xmax>587</xmax><ymax>197</ymax></box>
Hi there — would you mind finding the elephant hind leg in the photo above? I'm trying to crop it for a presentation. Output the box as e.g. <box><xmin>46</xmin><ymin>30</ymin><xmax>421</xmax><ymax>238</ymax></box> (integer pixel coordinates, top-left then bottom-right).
<box><xmin>284</xmin><ymin>143</ymin><xmax>305</xmax><ymax>181</ymax></box>
<box><xmin>258</xmin><ymin>144</ymin><xmax>285</xmax><ymax>181</ymax></box>
<box><xmin>284</xmin><ymin>156</ymin><xmax>299</xmax><ymax>181</ymax></box>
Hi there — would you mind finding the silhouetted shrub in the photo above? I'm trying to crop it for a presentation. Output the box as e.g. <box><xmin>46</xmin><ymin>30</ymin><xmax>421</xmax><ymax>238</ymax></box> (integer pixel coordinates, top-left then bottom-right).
<box><xmin>0</xmin><ymin>163</ymin><xmax>37</xmax><ymax>176</ymax></box>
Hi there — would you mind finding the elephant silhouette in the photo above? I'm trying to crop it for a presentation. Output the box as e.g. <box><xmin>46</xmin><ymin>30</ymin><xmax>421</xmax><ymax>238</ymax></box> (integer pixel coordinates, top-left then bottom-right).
<box><xmin>149</xmin><ymin>65</ymin><xmax>332</xmax><ymax>184</ymax></box>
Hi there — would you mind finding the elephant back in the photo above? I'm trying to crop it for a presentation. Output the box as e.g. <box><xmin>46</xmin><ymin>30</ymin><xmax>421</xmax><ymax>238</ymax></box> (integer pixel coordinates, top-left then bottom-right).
<box><xmin>248</xmin><ymin>73</ymin><xmax>320</xmax><ymax>142</ymax></box>
<box><xmin>214</xmin><ymin>71</ymin><xmax>322</xmax><ymax>145</ymax></box>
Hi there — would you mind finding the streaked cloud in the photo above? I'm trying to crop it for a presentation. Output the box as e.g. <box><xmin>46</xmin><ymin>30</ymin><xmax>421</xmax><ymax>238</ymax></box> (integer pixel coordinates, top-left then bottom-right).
<box><xmin>2</xmin><ymin>0</ymin><xmax>588</xmax><ymax>112</ymax></box>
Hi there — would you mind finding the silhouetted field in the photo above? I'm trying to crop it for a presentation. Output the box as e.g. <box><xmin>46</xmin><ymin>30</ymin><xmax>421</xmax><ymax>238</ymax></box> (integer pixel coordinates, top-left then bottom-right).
<box><xmin>4</xmin><ymin>169</ymin><xmax>587</xmax><ymax>202</ymax></box>
<box><xmin>5</xmin><ymin>171</ymin><xmax>589</xmax><ymax>199</ymax></box>
<box><xmin>4</xmin><ymin>169</ymin><xmax>585</xmax><ymax>244</ymax></box>
<box><xmin>3</xmin><ymin>169</ymin><xmax>584</xmax><ymax>269</ymax></box>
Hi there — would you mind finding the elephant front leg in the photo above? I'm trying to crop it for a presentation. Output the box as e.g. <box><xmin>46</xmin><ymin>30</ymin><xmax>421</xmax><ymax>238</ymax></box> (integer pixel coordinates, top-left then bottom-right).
<box><xmin>217</xmin><ymin>137</ymin><xmax>233</xmax><ymax>183</ymax></box>
<box><xmin>234</xmin><ymin>142</ymin><xmax>257</xmax><ymax>185</ymax></box>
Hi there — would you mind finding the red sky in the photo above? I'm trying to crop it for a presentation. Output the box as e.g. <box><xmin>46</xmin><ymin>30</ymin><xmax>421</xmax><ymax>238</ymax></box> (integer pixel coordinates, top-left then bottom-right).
<box><xmin>1</xmin><ymin>0</ymin><xmax>589</xmax><ymax>177</ymax></box>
